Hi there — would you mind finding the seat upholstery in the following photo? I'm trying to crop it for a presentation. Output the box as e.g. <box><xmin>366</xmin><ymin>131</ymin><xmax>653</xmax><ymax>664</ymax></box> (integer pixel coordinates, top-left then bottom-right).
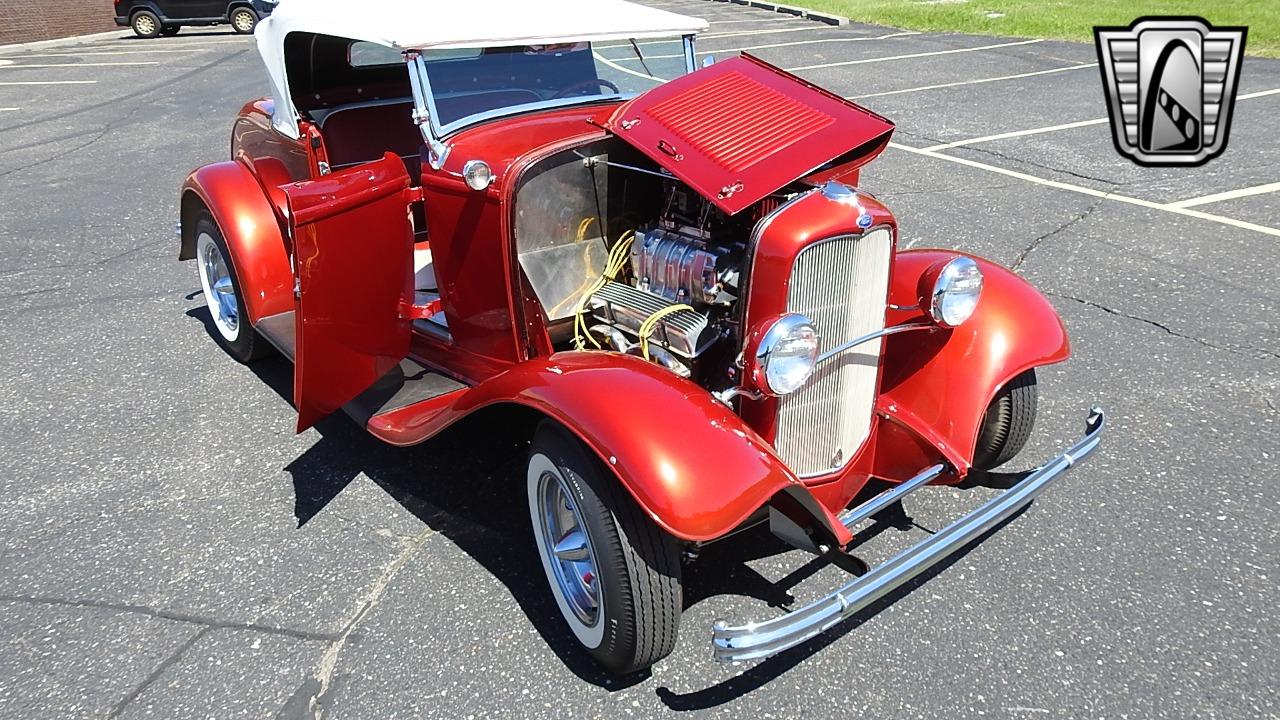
<box><xmin>320</xmin><ymin>101</ymin><xmax>421</xmax><ymax>169</ymax></box>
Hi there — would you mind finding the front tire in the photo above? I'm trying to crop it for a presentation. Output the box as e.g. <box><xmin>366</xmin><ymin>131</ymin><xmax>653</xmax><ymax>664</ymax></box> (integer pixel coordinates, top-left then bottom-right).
<box><xmin>527</xmin><ymin>422</ymin><xmax>682</xmax><ymax>674</ymax></box>
<box><xmin>131</xmin><ymin>10</ymin><xmax>162</xmax><ymax>38</ymax></box>
<box><xmin>973</xmin><ymin>369</ymin><xmax>1038</xmax><ymax>469</ymax></box>
<box><xmin>229</xmin><ymin>7</ymin><xmax>258</xmax><ymax>34</ymax></box>
<box><xmin>194</xmin><ymin>214</ymin><xmax>270</xmax><ymax>363</ymax></box>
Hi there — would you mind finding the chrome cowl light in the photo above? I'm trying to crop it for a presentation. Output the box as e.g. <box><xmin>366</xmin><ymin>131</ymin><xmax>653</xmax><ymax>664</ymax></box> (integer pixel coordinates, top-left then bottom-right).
<box><xmin>927</xmin><ymin>256</ymin><xmax>983</xmax><ymax>327</ymax></box>
<box><xmin>462</xmin><ymin>160</ymin><xmax>494</xmax><ymax>191</ymax></box>
<box><xmin>746</xmin><ymin>313</ymin><xmax>820</xmax><ymax>396</ymax></box>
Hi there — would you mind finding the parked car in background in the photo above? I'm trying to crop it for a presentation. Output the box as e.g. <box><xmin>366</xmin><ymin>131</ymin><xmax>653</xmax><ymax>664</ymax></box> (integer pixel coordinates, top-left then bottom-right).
<box><xmin>179</xmin><ymin>0</ymin><xmax>1105</xmax><ymax>673</ymax></box>
<box><xmin>114</xmin><ymin>0</ymin><xmax>277</xmax><ymax>38</ymax></box>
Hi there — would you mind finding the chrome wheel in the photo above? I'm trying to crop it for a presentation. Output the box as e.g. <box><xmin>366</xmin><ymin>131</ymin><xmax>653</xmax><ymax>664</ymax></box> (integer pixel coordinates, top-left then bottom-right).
<box><xmin>196</xmin><ymin>232</ymin><xmax>240</xmax><ymax>342</ymax></box>
<box><xmin>529</xmin><ymin>453</ymin><xmax>604</xmax><ymax>647</ymax></box>
<box><xmin>231</xmin><ymin>9</ymin><xmax>255</xmax><ymax>33</ymax></box>
<box><xmin>133</xmin><ymin>14</ymin><xmax>156</xmax><ymax>35</ymax></box>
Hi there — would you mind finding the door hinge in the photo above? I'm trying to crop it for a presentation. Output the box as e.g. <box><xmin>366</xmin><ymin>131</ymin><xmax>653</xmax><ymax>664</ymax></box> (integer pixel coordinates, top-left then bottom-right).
<box><xmin>404</xmin><ymin>186</ymin><xmax>426</xmax><ymax>204</ymax></box>
<box><xmin>399</xmin><ymin>297</ymin><xmax>441</xmax><ymax>320</ymax></box>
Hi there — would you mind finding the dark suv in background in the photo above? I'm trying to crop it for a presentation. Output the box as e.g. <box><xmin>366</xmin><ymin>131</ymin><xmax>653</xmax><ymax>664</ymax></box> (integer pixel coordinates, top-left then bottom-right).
<box><xmin>114</xmin><ymin>0</ymin><xmax>277</xmax><ymax>38</ymax></box>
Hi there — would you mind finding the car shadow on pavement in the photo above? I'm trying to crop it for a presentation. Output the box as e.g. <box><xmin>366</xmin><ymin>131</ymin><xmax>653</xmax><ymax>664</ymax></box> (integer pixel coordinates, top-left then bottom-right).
<box><xmin>195</xmin><ymin>323</ymin><xmax>649</xmax><ymax>689</ymax></box>
<box><xmin>654</xmin><ymin>507</ymin><xmax>1029</xmax><ymax>711</ymax></box>
<box><xmin>186</xmin><ymin>305</ymin><xmax>1037</xmax><ymax>699</ymax></box>
<box><xmin>115</xmin><ymin>30</ymin><xmax>239</xmax><ymax>41</ymax></box>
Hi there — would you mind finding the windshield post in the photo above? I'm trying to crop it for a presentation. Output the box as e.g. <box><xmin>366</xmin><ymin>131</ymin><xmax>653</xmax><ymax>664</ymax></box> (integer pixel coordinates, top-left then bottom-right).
<box><xmin>683</xmin><ymin>34</ymin><xmax>697</xmax><ymax>74</ymax></box>
<box><xmin>405</xmin><ymin>51</ymin><xmax>451</xmax><ymax>170</ymax></box>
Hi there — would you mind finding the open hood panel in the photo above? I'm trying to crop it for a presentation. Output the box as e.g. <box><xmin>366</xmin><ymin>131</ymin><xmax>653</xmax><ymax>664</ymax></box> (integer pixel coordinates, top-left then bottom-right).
<box><xmin>606</xmin><ymin>54</ymin><xmax>894</xmax><ymax>215</ymax></box>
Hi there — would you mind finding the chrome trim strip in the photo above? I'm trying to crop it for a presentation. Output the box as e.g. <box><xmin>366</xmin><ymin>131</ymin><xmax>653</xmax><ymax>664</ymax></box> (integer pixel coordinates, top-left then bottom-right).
<box><xmin>836</xmin><ymin>463</ymin><xmax>946</xmax><ymax>530</ymax></box>
<box><xmin>816</xmin><ymin>323</ymin><xmax>935</xmax><ymax>364</ymax></box>
<box><xmin>712</xmin><ymin>406</ymin><xmax>1106</xmax><ymax>663</ymax></box>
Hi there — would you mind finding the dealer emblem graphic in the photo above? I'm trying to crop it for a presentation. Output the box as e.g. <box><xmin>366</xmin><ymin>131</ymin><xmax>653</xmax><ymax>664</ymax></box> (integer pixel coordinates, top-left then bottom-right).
<box><xmin>1094</xmin><ymin>17</ymin><xmax>1247</xmax><ymax>166</ymax></box>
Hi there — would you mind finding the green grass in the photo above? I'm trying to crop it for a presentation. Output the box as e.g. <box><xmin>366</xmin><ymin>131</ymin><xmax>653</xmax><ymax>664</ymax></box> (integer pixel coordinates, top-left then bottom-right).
<box><xmin>789</xmin><ymin>1</ymin><xmax>1280</xmax><ymax>57</ymax></box>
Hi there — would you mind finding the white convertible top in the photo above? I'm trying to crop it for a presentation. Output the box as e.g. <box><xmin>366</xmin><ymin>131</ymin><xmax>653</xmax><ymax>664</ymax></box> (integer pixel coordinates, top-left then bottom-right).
<box><xmin>257</xmin><ymin>0</ymin><xmax>708</xmax><ymax>137</ymax></box>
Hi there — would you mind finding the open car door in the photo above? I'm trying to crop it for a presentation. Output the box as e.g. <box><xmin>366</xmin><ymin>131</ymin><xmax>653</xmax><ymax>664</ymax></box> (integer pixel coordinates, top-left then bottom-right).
<box><xmin>283</xmin><ymin>153</ymin><xmax>415</xmax><ymax>432</ymax></box>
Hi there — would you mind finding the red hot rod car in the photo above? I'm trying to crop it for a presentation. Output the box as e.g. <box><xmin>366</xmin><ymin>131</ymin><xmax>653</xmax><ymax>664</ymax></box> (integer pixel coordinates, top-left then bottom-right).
<box><xmin>180</xmin><ymin>0</ymin><xmax>1104</xmax><ymax>673</ymax></box>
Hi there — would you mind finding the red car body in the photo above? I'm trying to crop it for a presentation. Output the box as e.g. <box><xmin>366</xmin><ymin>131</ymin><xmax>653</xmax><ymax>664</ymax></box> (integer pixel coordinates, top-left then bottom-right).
<box><xmin>180</xmin><ymin>12</ymin><xmax>1103</xmax><ymax>669</ymax></box>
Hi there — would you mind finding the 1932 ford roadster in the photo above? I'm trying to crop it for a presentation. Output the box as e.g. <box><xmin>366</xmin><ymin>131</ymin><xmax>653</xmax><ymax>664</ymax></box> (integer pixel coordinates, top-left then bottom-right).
<box><xmin>180</xmin><ymin>0</ymin><xmax>1105</xmax><ymax>673</ymax></box>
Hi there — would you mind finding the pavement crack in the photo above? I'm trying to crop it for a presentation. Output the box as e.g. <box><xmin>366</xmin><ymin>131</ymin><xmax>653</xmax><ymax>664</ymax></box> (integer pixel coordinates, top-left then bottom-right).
<box><xmin>305</xmin><ymin>527</ymin><xmax>438</xmax><ymax>720</ymax></box>
<box><xmin>1049</xmin><ymin>293</ymin><xmax>1280</xmax><ymax>361</ymax></box>
<box><xmin>0</xmin><ymin>101</ymin><xmax>147</xmax><ymax>179</ymax></box>
<box><xmin>107</xmin><ymin>627</ymin><xmax>211</xmax><ymax>718</ymax></box>
<box><xmin>0</xmin><ymin>595</ymin><xmax>338</xmax><ymax>642</ymax></box>
<box><xmin>0</xmin><ymin>285</ymin><xmax>68</xmax><ymax>299</ymax></box>
<box><xmin>1012</xmin><ymin>196</ymin><xmax>1104</xmax><ymax>271</ymax></box>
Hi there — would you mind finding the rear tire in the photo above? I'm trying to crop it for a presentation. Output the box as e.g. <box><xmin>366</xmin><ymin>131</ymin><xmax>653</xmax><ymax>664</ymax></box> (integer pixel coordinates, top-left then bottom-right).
<box><xmin>131</xmin><ymin>10</ymin><xmax>162</xmax><ymax>38</ymax></box>
<box><xmin>193</xmin><ymin>213</ymin><xmax>271</xmax><ymax>363</ymax></box>
<box><xmin>973</xmin><ymin>369</ymin><xmax>1038</xmax><ymax>469</ymax></box>
<box><xmin>229</xmin><ymin>7</ymin><xmax>258</xmax><ymax>34</ymax></box>
<box><xmin>527</xmin><ymin>421</ymin><xmax>682</xmax><ymax>674</ymax></box>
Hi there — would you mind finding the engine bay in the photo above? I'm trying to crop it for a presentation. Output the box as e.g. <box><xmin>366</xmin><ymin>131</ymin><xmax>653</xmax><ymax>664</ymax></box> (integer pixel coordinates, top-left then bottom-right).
<box><xmin>514</xmin><ymin>139</ymin><xmax>785</xmax><ymax>390</ymax></box>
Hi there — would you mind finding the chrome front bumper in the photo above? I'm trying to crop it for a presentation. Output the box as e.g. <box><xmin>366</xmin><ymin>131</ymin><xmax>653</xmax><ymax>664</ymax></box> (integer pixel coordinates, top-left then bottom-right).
<box><xmin>712</xmin><ymin>407</ymin><xmax>1106</xmax><ymax>663</ymax></box>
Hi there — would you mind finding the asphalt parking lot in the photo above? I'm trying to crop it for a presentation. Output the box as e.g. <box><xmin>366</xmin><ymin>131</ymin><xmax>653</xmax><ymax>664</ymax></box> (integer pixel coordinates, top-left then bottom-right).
<box><xmin>0</xmin><ymin>1</ymin><xmax>1276</xmax><ymax>718</ymax></box>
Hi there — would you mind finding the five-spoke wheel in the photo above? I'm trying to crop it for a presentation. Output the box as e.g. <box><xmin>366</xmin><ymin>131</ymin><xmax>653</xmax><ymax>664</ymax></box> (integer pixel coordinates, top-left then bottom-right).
<box><xmin>193</xmin><ymin>213</ymin><xmax>270</xmax><ymax>363</ymax></box>
<box><xmin>527</xmin><ymin>422</ymin><xmax>682</xmax><ymax>674</ymax></box>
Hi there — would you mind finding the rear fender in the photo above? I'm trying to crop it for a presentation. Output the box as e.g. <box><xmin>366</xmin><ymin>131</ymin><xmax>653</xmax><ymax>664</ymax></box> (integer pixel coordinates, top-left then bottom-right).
<box><xmin>180</xmin><ymin>160</ymin><xmax>293</xmax><ymax>324</ymax></box>
<box><xmin>368</xmin><ymin>352</ymin><xmax>852</xmax><ymax>545</ymax></box>
<box><xmin>877</xmin><ymin>250</ymin><xmax>1070</xmax><ymax>476</ymax></box>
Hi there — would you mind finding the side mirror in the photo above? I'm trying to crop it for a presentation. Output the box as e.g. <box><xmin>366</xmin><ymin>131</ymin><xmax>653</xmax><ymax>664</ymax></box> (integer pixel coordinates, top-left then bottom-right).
<box><xmin>702</xmin><ymin>55</ymin><xmax>715</xmax><ymax>68</ymax></box>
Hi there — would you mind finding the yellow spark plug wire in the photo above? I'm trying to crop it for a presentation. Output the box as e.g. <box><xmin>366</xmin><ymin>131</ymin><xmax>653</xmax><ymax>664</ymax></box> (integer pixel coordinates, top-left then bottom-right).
<box><xmin>572</xmin><ymin>230</ymin><xmax>636</xmax><ymax>350</ymax></box>
<box><xmin>637</xmin><ymin>303</ymin><xmax>694</xmax><ymax>361</ymax></box>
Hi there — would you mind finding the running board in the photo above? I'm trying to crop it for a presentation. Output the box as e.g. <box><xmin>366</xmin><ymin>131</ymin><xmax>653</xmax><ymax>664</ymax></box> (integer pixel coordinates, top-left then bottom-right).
<box><xmin>251</xmin><ymin>311</ymin><xmax>465</xmax><ymax>426</ymax></box>
<box><xmin>344</xmin><ymin>359</ymin><xmax>466</xmax><ymax>427</ymax></box>
<box><xmin>254</xmin><ymin>310</ymin><xmax>296</xmax><ymax>361</ymax></box>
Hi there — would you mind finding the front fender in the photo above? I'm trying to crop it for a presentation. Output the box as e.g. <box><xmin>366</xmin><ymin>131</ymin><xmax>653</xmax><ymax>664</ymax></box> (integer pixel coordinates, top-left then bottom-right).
<box><xmin>878</xmin><ymin>250</ymin><xmax>1070</xmax><ymax>475</ymax></box>
<box><xmin>180</xmin><ymin>160</ymin><xmax>293</xmax><ymax>324</ymax></box>
<box><xmin>367</xmin><ymin>352</ymin><xmax>850</xmax><ymax>544</ymax></box>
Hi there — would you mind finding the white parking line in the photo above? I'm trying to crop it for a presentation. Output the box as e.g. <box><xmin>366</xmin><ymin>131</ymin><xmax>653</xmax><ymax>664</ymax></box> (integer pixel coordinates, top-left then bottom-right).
<box><xmin>924</xmin><ymin>118</ymin><xmax>1109</xmax><ymax>151</ymax></box>
<box><xmin>601</xmin><ymin>31</ymin><xmax>920</xmax><ymax>63</ymax></box>
<box><xmin>889</xmin><ymin>142</ymin><xmax>1280</xmax><ymax>238</ymax></box>
<box><xmin>1168</xmin><ymin>182</ymin><xmax>1280</xmax><ymax>209</ymax></box>
<box><xmin>848</xmin><ymin>63</ymin><xmax>1096</xmax><ymax>99</ymax></box>
<box><xmin>0</xmin><ymin>80</ymin><xmax>96</xmax><ymax>85</ymax></box>
<box><xmin>0</xmin><ymin>107</ymin><xmax>18</xmax><ymax>111</ymax></box>
<box><xmin>593</xmin><ymin>52</ymin><xmax>662</xmax><ymax>82</ymax></box>
<box><xmin>787</xmin><ymin>39</ymin><xmax>1044</xmax><ymax>71</ymax></box>
<box><xmin>0</xmin><ymin>61</ymin><xmax>160</xmax><ymax>68</ymax></box>
<box><xmin>595</xmin><ymin>25</ymin><xmax>816</xmax><ymax>50</ymax></box>
<box><xmin>1</xmin><ymin>48</ymin><xmax>206</xmax><ymax>58</ymax></box>
<box><xmin>922</xmin><ymin>86</ymin><xmax>1280</xmax><ymax>150</ymax></box>
<box><xmin>714</xmin><ymin>31</ymin><xmax>920</xmax><ymax>54</ymax></box>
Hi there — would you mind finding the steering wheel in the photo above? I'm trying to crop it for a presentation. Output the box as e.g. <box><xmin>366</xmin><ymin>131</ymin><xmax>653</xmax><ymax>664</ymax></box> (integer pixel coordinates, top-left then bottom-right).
<box><xmin>550</xmin><ymin>78</ymin><xmax>621</xmax><ymax>100</ymax></box>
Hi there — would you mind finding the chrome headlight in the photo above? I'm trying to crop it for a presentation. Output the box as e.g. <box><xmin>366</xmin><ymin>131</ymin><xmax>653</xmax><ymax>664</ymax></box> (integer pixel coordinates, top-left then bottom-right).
<box><xmin>929</xmin><ymin>256</ymin><xmax>983</xmax><ymax>327</ymax></box>
<box><xmin>749</xmin><ymin>313</ymin><xmax>820</xmax><ymax>396</ymax></box>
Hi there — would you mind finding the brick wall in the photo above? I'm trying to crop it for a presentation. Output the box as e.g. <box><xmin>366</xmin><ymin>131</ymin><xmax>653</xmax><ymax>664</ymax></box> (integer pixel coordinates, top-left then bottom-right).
<box><xmin>0</xmin><ymin>1</ymin><xmax>120</xmax><ymax>47</ymax></box>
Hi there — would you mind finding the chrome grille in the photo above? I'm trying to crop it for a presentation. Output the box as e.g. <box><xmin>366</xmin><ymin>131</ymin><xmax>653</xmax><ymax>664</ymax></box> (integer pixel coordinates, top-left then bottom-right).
<box><xmin>774</xmin><ymin>229</ymin><xmax>893</xmax><ymax>477</ymax></box>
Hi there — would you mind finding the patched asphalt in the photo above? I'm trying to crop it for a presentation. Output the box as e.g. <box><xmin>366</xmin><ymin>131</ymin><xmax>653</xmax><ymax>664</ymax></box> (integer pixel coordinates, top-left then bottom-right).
<box><xmin>0</xmin><ymin>1</ymin><xmax>1276</xmax><ymax>718</ymax></box>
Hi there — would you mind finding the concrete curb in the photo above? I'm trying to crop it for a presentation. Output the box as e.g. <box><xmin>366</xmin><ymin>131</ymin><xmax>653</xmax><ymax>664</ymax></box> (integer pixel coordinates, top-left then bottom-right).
<box><xmin>0</xmin><ymin>29</ymin><xmax>134</xmax><ymax>54</ymax></box>
<box><xmin>705</xmin><ymin>0</ymin><xmax>849</xmax><ymax>26</ymax></box>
